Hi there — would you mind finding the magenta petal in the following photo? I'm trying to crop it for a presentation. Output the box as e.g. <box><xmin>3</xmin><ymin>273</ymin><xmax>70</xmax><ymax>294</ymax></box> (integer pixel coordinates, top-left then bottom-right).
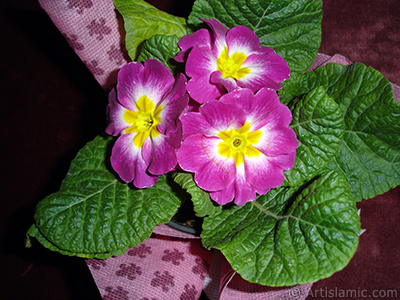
<box><xmin>177</xmin><ymin>134</ymin><xmax>207</xmax><ymax>172</ymax></box>
<box><xmin>239</xmin><ymin>48</ymin><xmax>290</xmax><ymax>91</ymax></box>
<box><xmin>200</xmin><ymin>135</ymin><xmax>236</xmax><ymax>175</ymax></box>
<box><xmin>257</xmin><ymin>104</ymin><xmax>294</xmax><ymax>134</ymax></box>
<box><xmin>269</xmin><ymin>151</ymin><xmax>297</xmax><ymax>170</ymax></box>
<box><xmin>245</xmin><ymin>155</ymin><xmax>286</xmax><ymax>192</ymax></box>
<box><xmin>225</xmin><ymin>25</ymin><xmax>260</xmax><ymax>54</ymax></box>
<box><xmin>110</xmin><ymin>133</ymin><xmax>158</xmax><ymax>188</ymax></box>
<box><xmin>106</xmin><ymin>88</ymin><xmax>129</xmax><ymax>136</ymax></box>
<box><xmin>245</xmin><ymin>88</ymin><xmax>282</xmax><ymax>129</ymax></box>
<box><xmin>209</xmin><ymin>182</ymin><xmax>235</xmax><ymax>205</ymax></box>
<box><xmin>238</xmin><ymin>68</ymin><xmax>282</xmax><ymax>91</ymax></box>
<box><xmin>202</xmin><ymin>18</ymin><xmax>228</xmax><ymax>57</ymax></box>
<box><xmin>158</xmin><ymin>73</ymin><xmax>188</xmax><ymax>134</ymax></box>
<box><xmin>250</xmin><ymin>48</ymin><xmax>290</xmax><ymax>83</ymax></box>
<box><xmin>234</xmin><ymin>170</ymin><xmax>257</xmax><ymax>205</ymax></box>
<box><xmin>186</xmin><ymin>46</ymin><xmax>216</xmax><ymax>78</ymax></box>
<box><xmin>187</xmin><ymin>76</ymin><xmax>224</xmax><ymax>104</ymax></box>
<box><xmin>185</xmin><ymin>46</ymin><xmax>224</xmax><ymax>103</ymax></box>
<box><xmin>165</xmin><ymin>119</ymin><xmax>183</xmax><ymax>149</ymax></box>
<box><xmin>195</xmin><ymin>159</ymin><xmax>234</xmax><ymax>192</ymax></box>
<box><xmin>175</xmin><ymin>28</ymin><xmax>212</xmax><ymax>62</ymax></box>
<box><xmin>133</xmin><ymin>153</ymin><xmax>158</xmax><ymax>188</ymax></box>
<box><xmin>147</xmin><ymin>135</ymin><xmax>178</xmax><ymax>175</ymax></box>
<box><xmin>143</xmin><ymin>59</ymin><xmax>175</xmax><ymax>103</ymax></box>
<box><xmin>177</xmin><ymin>135</ymin><xmax>235</xmax><ymax>191</ymax></box>
<box><xmin>199</xmin><ymin>100</ymin><xmax>246</xmax><ymax>132</ymax></box>
<box><xmin>210</xmin><ymin>169</ymin><xmax>257</xmax><ymax>206</ymax></box>
<box><xmin>181</xmin><ymin>112</ymin><xmax>216</xmax><ymax>138</ymax></box>
<box><xmin>257</xmin><ymin>127</ymin><xmax>298</xmax><ymax>157</ymax></box>
<box><xmin>210</xmin><ymin>71</ymin><xmax>238</xmax><ymax>92</ymax></box>
<box><xmin>110</xmin><ymin>134</ymin><xmax>140</xmax><ymax>183</ymax></box>
<box><xmin>117</xmin><ymin>60</ymin><xmax>175</xmax><ymax>110</ymax></box>
<box><xmin>218</xmin><ymin>88</ymin><xmax>254</xmax><ymax>112</ymax></box>
<box><xmin>117</xmin><ymin>62</ymin><xmax>144</xmax><ymax>111</ymax></box>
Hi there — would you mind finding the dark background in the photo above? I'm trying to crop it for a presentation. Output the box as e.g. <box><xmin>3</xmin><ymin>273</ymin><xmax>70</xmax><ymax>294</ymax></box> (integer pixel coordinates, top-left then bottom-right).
<box><xmin>1</xmin><ymin>0</ymin><xmax>399</xmax><ymax>299</ymax></box>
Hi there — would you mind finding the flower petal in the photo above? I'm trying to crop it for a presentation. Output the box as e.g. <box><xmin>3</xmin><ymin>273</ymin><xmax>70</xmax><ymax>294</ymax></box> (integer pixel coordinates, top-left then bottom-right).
<box><xmin>177</xmin><ymin>134</ymin><xmax>235</xmax><ymax>191</ymax></box>
<box><xmin>202</xmin><ymin>18</ymin><xmax>228</xmax><ymax>57</ymax></box>
<box><xmin>255</xmin><ymin>126</ymin><xmax>298</xmax><ymax>157</ymax></box>
<box><xmin>185</xmin><ymin>46</ymin><xmax>224</xmax><ymax>103</ymax></box>
<box><xmin>210</xmin><ymin>166</ymin><xmax>257</xmax><ymax>206</ymax></box>
<box><xmin>158</xmin><ymin>73</ymin><xmax>189</xmax><ymax>134</ymax></box>
<box><xmin>218</xmin><ymin>88</ymin><xmax>254</xmax><ymax>112</ymax></box>
<box><xmin>187</xmin><ymin>76</ymin><xmax>224</xmax><ymax>104</ymax></box>
<box><xmin>234</xmin><ymin>165</ymin><xmax>257</xmax><ymax>205</ymax></box>
<box><xmin>117</xmin><ymin>62</ymin><xmax>144</xmax><ymax>111</ymax></box>
<box><xmin>268</xmin><ymin>151</ymin><xmax>297</xmax><ymax>170</ymax></box>
<box><xmin>210</xmin><ymin>70</ymin><xmax>238</xmax><ymax>92</ymax></box>
<box><xmin>181</xmin><ymin>112</ymin><xmax>218</xmax><ymax>138</ymax></box>
<box><xmin>186</xmin><ymin>45</ymin><xmax>216</xmax><ymax>78</ymax></box>
<box><xmin>165</xmin><ymin>119</ymin><xmax>183</xmax><ymax>149</ymax></box>
<box><xmin>244</xmin><ymin>154</ymin><xmax>286</xmax><ymax>192</ymax></box>
<box><xmin>133</xmin><ymin>153</ymin><xmax>159</xmax><ymax>188</ymax></box>
<box><xmin>209</xmin><ymin>182</ymin><xmax>235</xmax><ymax>205</ymax></box>
<box><xmin>239</xmin><ymin>48</ymin><xmax>290</xmax><ymax>91</ymax></box>
<box><xmin>106</xmin><ymin>88</ymin><xmax>130</xmax><ymax>136</ymax></box>
<box><xmin>246</xmin><ymin>88</ymin><xmax>286</xmax><ymax>130</ymax></box>
<box><xmin>225</xmin><ymin>25</ymin><xmax>260</xmax><ymax>55</ymax></box>
<box><xmin>117</xmin><ymin>60</ymin><xmax>175</xmax><ymax>111</ymax></box>
<box><xmin>175</xmin><ymin>28</ymin><xmax>212</xmax><ymax>62</ymax></box>
<box><xmin>111</xmin><ymin>134</ymin><xmax>139</xmax><ymax>183</ymax></box>
<box><xmin>199</xmin><ymin>100</ymin><xmax>246</xmax><ymax>132</ymax></box>
<box><xmin>143</xmin><ymin>59</ymin><xmax>175</xmax><ymax>104</ymax></box>
<box><xmin>109</xmin><ymin>133</ymin><xmax>156</xmax><ymax>188</ymax></box>
<box><xmin>146</xmin><ymin>134</ymin><xmax>178</xmax><ymax>175</ymax></box>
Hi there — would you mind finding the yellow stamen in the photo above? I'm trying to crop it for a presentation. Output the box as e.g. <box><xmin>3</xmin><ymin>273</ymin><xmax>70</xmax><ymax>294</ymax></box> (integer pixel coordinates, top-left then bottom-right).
<box><xmin>123</xmin><ymin>95</ymin><xmax>162</xmax><ymax>147</ymax></box>
<box><xmin>217</xmin><ymin>122</ymin><xmax>262</xmax><ymax>167</ymax></box>
<box><xmin>216</xmin><ymin>46</ymin><xmax>250</xmax><ymax>79</ymax></box>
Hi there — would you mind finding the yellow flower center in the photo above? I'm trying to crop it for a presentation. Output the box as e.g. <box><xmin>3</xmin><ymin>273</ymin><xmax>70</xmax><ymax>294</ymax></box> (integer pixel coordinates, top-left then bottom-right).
<box><xmin>218</xmin><ymin>122</ymin><xmax>262</xmax><ymax>167</ymax></box>
<box><xmin>216</xmin><ymin>46</ymin><xmax>251</xmax><ymax>79</ymax></box>
<box><xmin>123</xmin><ymin>95</ymin><xmax>162</xmax><ymax>147</ymax></box>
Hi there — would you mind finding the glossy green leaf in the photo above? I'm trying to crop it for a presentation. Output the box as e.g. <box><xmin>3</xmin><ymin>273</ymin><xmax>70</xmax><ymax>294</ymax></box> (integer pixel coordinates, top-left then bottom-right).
<box><xmin>137</xmin><ymin>34</ymin><xmax>182</xmax><ymax>74</ymax></box>
<box><xmin>188</xmin><ymin>0</ymin><xmax>322</xmax><ymax>74</ymax></box>
<box><xmin>280</xmin><ymin>62</ymin><xmax>400</xmax><ymax>201</ymax></box>
<box><xmin>173</xmin><ymin>172</ymin><xmax>217</xmax><ymax>217</ymax></box>
<box><xmin>284</xmin><ymin>86</ymin><xmax>345</xmax><ymax>186</ymax></box>
<box><xmin>28</xmin><ymin>136</ymin><xmax>182</xmax><ymax>258</ymax></box>
<box><xmin>202</xmin><ymin>171</ymin><xmax>360</xmax><ymax>286</ymax></box>
<box><xmin>114</xmin><ymin>0</ymin><xmax>187</xmax><ymax>60</ymax></box>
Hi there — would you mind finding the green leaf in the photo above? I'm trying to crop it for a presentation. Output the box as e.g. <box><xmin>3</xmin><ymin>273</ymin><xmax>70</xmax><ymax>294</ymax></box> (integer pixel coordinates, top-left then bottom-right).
<box><xmin>173</xmin><ymin>172</ymin><xmax>217</xmax><ymax>217</ymax></box>
<box><xmin>28</xmin><ymin>136</ymin><xmax>182</xmax><ymax>258</ymax></box>
<box><xmin>137</xmin><ymin>34</ymin><xmax>182</xmax><ymax>74</ymax></box>
<box><xmin>188</xmin><ymin>0</ymin><xmax>322</xmax><ymax>74</ymax></box>
<box><xmin>201</xmin><ymin>171</ymin><xmax>360</xmax><ymax>286</ymax></box>
<box><xmin>114</xmin><ymin>0</ymin><xmax>187</xmax><ymax>60</ymax></box>
<box><xmin>26</xmin><ymin>224</ymin><xmax>122</xmax><ymax>258</ymax></box>
<box><xmin>284</xmin><ymin>86</ymin><xmax>345</xmax><ymax>186</ymax></box>
<box><xmin>280</xmin><ymin>62</ymin><xmax>400</xmax><ymax>201</ymax></box>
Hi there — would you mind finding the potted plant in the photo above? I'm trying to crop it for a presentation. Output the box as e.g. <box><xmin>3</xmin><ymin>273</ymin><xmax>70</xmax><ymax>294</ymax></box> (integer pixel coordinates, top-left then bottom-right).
<box><xmin>26</xmin><ymin>0</ymin><xmax>400</xmax><ymax>298</ymax></box>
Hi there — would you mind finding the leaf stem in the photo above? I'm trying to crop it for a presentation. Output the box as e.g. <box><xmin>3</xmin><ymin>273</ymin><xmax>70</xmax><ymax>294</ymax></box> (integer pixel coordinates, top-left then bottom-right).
<box><xmin>251</xmin><ymin>201</ymin><xmax>283</xmax><ymax>219</ymax></box>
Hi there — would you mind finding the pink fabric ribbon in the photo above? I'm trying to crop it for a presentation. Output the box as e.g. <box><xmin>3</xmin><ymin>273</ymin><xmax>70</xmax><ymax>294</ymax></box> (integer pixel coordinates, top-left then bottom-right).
<box><xmin>86</xmin><ymin>225</ymin><xmax>313</xmax><ymax>300</ymax></box>
<box><xmin>38</xmin><ymin>0</ymin><xmax>130</xmax><ymax>90</ymax></box>
<box><xmin>38</xmin><ymin>0</ymin><xmax>400</xmax><ymax>299</ymax></box>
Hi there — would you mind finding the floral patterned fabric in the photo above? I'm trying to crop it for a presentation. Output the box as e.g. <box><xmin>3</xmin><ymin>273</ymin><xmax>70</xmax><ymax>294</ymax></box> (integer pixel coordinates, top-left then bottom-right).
<box><xmin>39</xmin><ymin>0</ymin><xmax>130</xmax><ymax>90</ymax></box>
<box><xmin>86</xmin><ymin>225</ymin><xmax>313</xmax><ymax>300</ymax></box>
<box><xmin>87</xmin><ymin>232</ymin><xmax>212</xmax><ymax>300</ymax></box>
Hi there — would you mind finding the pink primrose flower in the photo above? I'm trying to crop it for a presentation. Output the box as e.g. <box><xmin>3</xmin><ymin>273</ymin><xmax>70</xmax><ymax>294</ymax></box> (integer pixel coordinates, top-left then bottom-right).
<box><xmin>106</xmin><ymin>59</ymin><xmax>189</xmax><ymax>188</ymax></box>
<box><xmin>175</xmin><ymin>19</ymin><xmax>290</xmax><ymax>104</ymax></box>
<box><xmin>177</xmin><ymin>88</ymin><xmax>298</xmax><ymax>205</ymax></box>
